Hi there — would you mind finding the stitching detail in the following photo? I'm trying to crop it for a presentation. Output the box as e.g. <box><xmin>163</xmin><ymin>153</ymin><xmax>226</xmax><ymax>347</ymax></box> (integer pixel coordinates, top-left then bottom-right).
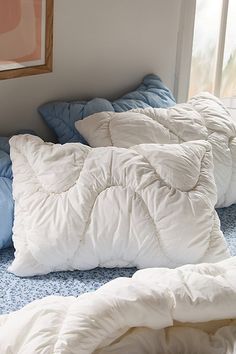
<box><xmin>12</xmin><ymin>141</ymin><xmax>218</xmax><ymax>270</ymax></box>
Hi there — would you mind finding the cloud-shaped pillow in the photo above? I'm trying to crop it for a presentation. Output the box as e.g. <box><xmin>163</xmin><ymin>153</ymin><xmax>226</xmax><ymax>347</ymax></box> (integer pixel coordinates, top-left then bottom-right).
<box><xmin>38</xmin><ymin>74</ymin><xmax>176</xmax><ymax>144</ymax></box>
<box><xmin>8</xmin><ymin>135</ymin><xmax>229</xmax><ymax>277</ymax></box>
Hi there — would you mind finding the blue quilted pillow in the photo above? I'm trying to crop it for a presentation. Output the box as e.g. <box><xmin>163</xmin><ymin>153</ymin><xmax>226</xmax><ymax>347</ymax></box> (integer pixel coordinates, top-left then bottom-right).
<box><xmin>0</xmin><ymin>138</ymin><xmax>13</xmax><ymax>249</ymax></box>
<box><xmin>38</xmin><ymin>74</ymin><xmax>176</xmax><ymax>144</ymax></box>
<box><xmin>0</xmin><ymin>131</ymin><xmax>37</xmax><ymax>249</ymax></box>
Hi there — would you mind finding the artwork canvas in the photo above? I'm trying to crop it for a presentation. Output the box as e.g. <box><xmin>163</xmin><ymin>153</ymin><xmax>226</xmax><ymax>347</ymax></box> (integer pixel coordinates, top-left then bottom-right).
<box><xmin>0</xmin><ymin>0</ymin><xmax>53</xmax><ymax>79</ymax></box>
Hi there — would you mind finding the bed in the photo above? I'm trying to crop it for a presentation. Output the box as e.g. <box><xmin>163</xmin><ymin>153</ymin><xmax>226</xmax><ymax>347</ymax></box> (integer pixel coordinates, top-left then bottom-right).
<box><xmin>0</xmin><ymin>204</ymin><xmax>235</xmax><ymax>315</ymax></box>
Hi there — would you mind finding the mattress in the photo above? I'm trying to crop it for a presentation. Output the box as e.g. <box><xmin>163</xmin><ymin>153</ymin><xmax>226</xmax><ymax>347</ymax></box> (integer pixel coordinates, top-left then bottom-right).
<box><xmin>0</xmin><ymin>205</ymin><xmax>235</xmax><ymax>315</ymax></box>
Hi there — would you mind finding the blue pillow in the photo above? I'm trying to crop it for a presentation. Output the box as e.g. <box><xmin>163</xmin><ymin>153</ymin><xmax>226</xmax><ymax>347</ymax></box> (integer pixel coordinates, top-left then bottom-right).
<box><xmin>0</xmin><ymin>141</ymin><xmax>13</xmax><ymax>249</ymax></box>
<box><xmin>0</xmin><ymin>131</ymin><xmax>37</xmax><ymax>249</ymax></box>
<box><xmin>38</xmin><ymin>74</ymin><xmax>176</xmax><ymax>144</ymax></box>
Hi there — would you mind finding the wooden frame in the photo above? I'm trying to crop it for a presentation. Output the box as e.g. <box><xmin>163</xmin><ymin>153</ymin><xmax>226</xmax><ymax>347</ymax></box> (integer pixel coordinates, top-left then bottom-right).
<box><xmin>0</xmin><ymin>0</ymin><xmax>53</xmax><ymax>80</ymax></box>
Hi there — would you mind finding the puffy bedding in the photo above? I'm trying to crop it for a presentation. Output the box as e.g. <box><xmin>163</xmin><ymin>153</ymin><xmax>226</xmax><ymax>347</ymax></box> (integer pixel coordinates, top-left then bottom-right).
<box><xmin>9</xmin><ymin>135</ymin><xmax>229</xmax><ymax>276</ymax></box>
<box><xmin>76</xmin><ymin>92</ymin><xmax>236</xmax><ymax>208</ymax></box>
<box><xmin>0</xmin><ymin>132</ymin><xmax>37</xmax><ymax>250</ymax></box>
<box><xmin>0</xmin><ymin>256</ymin><xmax>236</xmax><ymax>353</ymax></box>
<box><xmin>38</xmin><ymin>74</ymin><xmax>176</xmax><ymax>144</ymax></box>
<box><xmin>0</xmin><ymin>248</ymin><xmax>135</xmax><ymax>314</ymax></box>
<box><xmin>0</xmin><ymin>137</ymin><xmax>13</xmax><ymax>249</ymax></box>
<box><xmin>0</xmin><ymin>204</ymin><xmax>235</xmax><ymax>315</ymax></box>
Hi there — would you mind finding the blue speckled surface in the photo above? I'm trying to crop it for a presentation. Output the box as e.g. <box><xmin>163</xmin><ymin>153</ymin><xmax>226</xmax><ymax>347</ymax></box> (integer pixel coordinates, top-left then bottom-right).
<box><xmin>0</xmin><ymin>252</ymin><xmax>135</xmax><ymax>314</ymax></box>
<box><xmin>0</xmin><ymin>205</ymin><xmax>235</xmax><ymax>315</ymax></box>
<box><xmin>216</xmin><ymin>204</ymin><xmax>236</xmax><ymax>256</ymax></box>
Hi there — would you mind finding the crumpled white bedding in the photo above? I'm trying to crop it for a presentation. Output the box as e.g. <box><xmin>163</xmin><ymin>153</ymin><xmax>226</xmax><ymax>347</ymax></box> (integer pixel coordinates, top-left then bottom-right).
<box><xmin>9</xmin><ymin>135</ymin><xmax>229</xmax><ymax>276</ymax></box>
<box><xmin>76</xmin><ymin>92</ymin><xmax>236</xmax><ymax>208</ymax></box>
<box><xmin>0</xmin><ymin>257</ymin><xmax>236</xmax><ymax>353</ymax></box>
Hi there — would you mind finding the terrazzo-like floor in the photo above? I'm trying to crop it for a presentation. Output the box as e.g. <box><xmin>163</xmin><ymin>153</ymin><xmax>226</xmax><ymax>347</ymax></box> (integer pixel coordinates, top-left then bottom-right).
<box><xmin>0</xmin><ymin>204</ymin><xmax>235</xmax><ymax>314</ymax></box>
<box><xmin>217</xmin><ymin>204</ymin><xmax>236</xmax><ymax>256</ymax></box>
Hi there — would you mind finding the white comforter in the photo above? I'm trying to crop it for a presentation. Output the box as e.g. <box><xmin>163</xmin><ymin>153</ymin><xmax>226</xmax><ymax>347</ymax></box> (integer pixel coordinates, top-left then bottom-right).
<box><xmin>1</xmin><ymin>257</ymin><xmax>236</xmax><ymax>353</ymax></box>
<box><xmin>9</xmin><ymin>136</ymin><xmax>229</xmax><ymax>276</ymax></box>
<box><xmin>76</xmin><ymin>92</ymin><xmax>236</xmax><ymax>207</ymax></box>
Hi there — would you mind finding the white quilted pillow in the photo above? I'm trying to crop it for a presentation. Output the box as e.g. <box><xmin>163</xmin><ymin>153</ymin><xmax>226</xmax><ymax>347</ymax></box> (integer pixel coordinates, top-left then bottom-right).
<box><xmin>75</xmin><ymin>92</ymin><xmax>236</xmax><ymax>208</ymax></box>
<box><xmin>9</xmin><ymin>135</ymin><xmax>230</xmax><ymax>277</ymax></box>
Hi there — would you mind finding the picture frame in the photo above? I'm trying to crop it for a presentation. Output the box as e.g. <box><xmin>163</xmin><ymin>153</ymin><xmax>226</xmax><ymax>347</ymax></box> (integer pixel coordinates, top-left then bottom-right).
<box><xmin>0</xmin><ymin>0</ymin><xmax>53</xmax><ymax>80</ymax></box>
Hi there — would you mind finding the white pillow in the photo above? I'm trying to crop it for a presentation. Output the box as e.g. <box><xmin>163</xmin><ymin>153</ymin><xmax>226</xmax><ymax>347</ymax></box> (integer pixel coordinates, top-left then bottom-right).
<box><xmin>9</xmin><ymin>135</ymin><xmax>230</xmax><ymax>277</ymax></box>
<box><xmin>75</xmin><ymin>92</ymin><xmax>236</xmax><ymax>208</ymax></box>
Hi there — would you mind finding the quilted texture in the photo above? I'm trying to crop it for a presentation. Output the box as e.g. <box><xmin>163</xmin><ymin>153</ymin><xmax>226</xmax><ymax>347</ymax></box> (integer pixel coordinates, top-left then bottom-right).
<box><xmin>0</xmin><ymin>132</ymin><xmax>37</xmax><ymax>249</ymax></box>
<box><xmin>38</xmin><ymin>74</ymin><xmax>176</xmax><ymax>144</ymax></box>
<box><xmin>9</xmin><ymin>135</ymin><xmax>229</xmax><ymax>277</ymax></box>
<box><xmin>0</xmin><ymin>138</ymin><xmax>13</xmax><ymax>249</ymax></box>
<box><xmin>0</xmin><ymin>205</ymin><xmax>235</xmax><ymax>315</ymax></box>
<box><xmin>1</xmin><ymin>257</ymin><xmax>236</xmax><ymax>353</ymax></box>
<box><xmin>76</xmin><ymin>92</ymin><xmax>236</xmax><ymax>208</ymax></box>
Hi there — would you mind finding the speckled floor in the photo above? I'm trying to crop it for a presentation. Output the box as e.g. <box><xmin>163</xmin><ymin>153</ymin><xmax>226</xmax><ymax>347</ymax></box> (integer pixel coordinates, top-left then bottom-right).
<box><xmin>0</xmin><ymin>250</ymin><xmax>136</xmax><ymax>315</ymax></box>
<box><xmin>0</xmin><ymin>205</ymin><xmax>235</xmax><ymax>315</ymax></box>
<box><xmin>216</xmin><ymin>204</ymin><xmax>236</xmax><ymax>256</ymax></box>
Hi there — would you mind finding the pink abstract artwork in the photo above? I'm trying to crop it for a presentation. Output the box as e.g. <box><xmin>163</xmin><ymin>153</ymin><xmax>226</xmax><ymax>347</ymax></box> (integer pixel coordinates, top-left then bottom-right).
<box><xmin>0</xmin><ymin>0</ymin><xmax>45</xmax><ymax>70</ymax></box>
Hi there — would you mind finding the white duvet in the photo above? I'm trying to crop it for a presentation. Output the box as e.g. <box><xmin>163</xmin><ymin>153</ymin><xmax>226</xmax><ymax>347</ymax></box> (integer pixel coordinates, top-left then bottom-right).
<box><xmin>9</xmin><ymin>135</ymin><xmax>229</xmax><ymax>276</ymax></box>
<box><xmin>76</xmin><ymin>92</ymin><xmax>236</xmax><ymax>208</ymax></box>
<box><xmin>1</xmin><ymin>257</ymin><xmax>236</xmax><ymax>353</ymax></box>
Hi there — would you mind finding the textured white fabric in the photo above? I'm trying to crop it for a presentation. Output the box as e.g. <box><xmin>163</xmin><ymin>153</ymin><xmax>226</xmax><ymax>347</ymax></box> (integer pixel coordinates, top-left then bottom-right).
<box><xmin>9</xmin><ymin>135</ymin><xmax>229</xmax><ymax>277</ymax></box>
<box><xmin>1</xmin><ymin>257</ymin><xmax>236</xmax><ymax>353</ymax></box>
<box><xmin>75</xmin><ymin>92</ymin><xmax>236</xmax><ymax>207</ymax></box>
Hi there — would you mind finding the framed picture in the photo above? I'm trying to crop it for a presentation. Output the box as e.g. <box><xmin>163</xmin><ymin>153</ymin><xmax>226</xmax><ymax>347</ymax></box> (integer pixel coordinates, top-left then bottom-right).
<box><xmin>0</xmin><ymin>0</ymin><xmax>53</xmax><ymax>80</ymax></box>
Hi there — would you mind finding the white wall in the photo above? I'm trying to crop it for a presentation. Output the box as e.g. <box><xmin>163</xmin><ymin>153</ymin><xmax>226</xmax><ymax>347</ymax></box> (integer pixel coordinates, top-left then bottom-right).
<box><xmin>175</xmin><ymin>0</ymin><xmax>196</xmax><ymax>102</ymax></box>
<box><xmin>0</xmin><ymin>0</ymin><xmax>183</xmax><ymax>140</ymax></box>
